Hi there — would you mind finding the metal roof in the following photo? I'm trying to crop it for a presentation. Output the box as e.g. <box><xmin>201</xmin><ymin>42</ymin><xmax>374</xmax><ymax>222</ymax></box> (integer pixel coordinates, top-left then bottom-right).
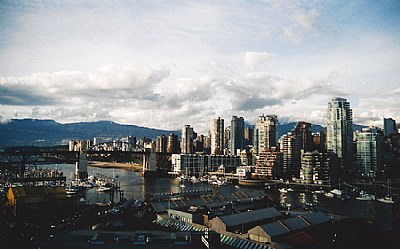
<box><xmin>258</xmin><ymin>222</ymin><xmax>290</xmax><ymax>237</ymax></box>
<box><xmin>218</xmin><ymin>207</ymin><xmax>282</xmax><ymax>227</ymax></box>
<box><xmin>282</xmin><ymin>217</ymin><xmax>309</xmax><ymax>231</ymax></box>
<box><xmin>301</xmin><ymin>212</ymin><xmax>332</xmax><ymax>226</ymax></box>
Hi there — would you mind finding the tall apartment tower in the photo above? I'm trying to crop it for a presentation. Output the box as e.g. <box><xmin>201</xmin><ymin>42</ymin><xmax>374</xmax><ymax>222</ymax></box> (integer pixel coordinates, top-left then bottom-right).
<box><xmin>293</xmin><ymin>121</ymin><xmax>313</xmax><ymax>152</ymax></box>
<box><xmin>211</xmin><ymin>117</ymin><xmax>224</xmax><ymax>155</ymax></box>
<box><xmin>230</xmin><ymin>116</ymin><xmax>245</xmax><ymax>156</ymax></box>
<box><xmin>156</xmin><ymin>135</ymin><xmax>167</xmax><ymax>153</ymax></box>
<box><xmin>181</xmin><ymin>125</ymin><xmax>195</xmax><ymax>154</ymax></box>
<box><xmin>254</xmin><ymin>114</ymin><xmax>279</xmax><ymax>155</ymax></box>
<box><xmin>384</xmin><ymin>118</ymin><xmax>397</xmax><ymax>137</ymax></box>
<box><xmin>326</xmin><ymin>97</ymin><xmax>354</xmax><ymax>173</ymax></box>
<box><xmin>356</xmin><ymin>127</ymin><xmax>384</xmax><ymax>178</ymax></box>
<box><xmin>244</xmin><ymin>127</ymin><xmax>254</xmax><ymax>146</ymax></box>
<box><xmin>279</xmin><ymin>132</ymin><xmax>301</xmax><ymax>178</ymax></box>
<box><xmin>167</xmin><ymin>133</ymin><xmax>180</xmax><ymax>153</ymax></box>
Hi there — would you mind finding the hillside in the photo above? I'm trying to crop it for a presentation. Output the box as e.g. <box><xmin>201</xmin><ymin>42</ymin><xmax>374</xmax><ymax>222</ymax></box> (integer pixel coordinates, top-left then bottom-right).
<box><xmin>0</xmin><ymin>119</ymin><xmax>177</xmax><ymax>149</ymax></box>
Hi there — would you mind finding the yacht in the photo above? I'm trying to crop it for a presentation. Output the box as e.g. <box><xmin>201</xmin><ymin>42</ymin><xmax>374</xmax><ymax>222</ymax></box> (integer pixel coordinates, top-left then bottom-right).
<box><xmin>377</xmin><ymin>196</ymin><xmax>394</xmax><ymax>204</ymax></box>
<box><xmin>356</xmin><ymin>191</ymin><xmax>375</xmax><ymax>201</ymax></box>
<box><xmin>279</xmin><ymin>188</ymin><xmax>288</xmax><ymax>193</ymax></box>
<box><xmin>377</xmin><ymin>179</ymin><xmax>395</xmax><ymax>204</ymax></box>
<box><xmin>96</xmin><ymin>186</ymin><xmax>112</xmax><ymax>192</ymax></box>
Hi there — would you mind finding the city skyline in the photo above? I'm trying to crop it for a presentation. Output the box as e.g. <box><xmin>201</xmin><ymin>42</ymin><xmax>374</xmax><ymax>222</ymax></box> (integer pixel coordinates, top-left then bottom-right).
<box><xmin>1</xmin><ymin>1</ymin><xmax>399</xmax><ymax>134</ymax></box>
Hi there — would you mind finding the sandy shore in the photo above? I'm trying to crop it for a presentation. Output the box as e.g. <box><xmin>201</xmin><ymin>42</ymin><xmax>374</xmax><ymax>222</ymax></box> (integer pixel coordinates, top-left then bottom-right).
<box><xmin>87</xmin><ymin>161</ymin><xmax>143</xmax><ymax>171</ymax></box>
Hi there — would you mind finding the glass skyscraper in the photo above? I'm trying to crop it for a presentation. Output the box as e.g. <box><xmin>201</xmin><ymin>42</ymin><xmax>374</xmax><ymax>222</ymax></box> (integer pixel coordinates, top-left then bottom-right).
<box><xmin>326</xmin><ymin>97</ymin><xmax>353</xmax><ymax>173</ymax></box>
<box><xmin>229</xmin><ymin>116</ymin><xmax>245</xmax><ymax>156</ymax></box>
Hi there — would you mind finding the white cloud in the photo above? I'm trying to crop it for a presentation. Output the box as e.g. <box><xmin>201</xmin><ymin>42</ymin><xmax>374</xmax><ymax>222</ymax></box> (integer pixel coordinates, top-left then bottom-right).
<box><xmin>292</xmin><ymin>8</ymin><xmax>319</xmax><ymax>31</ymax></box>
<box><xmin>244</xmin><ymin>52</ymin><xmax>275</xmax><ymax>70</ymax></box>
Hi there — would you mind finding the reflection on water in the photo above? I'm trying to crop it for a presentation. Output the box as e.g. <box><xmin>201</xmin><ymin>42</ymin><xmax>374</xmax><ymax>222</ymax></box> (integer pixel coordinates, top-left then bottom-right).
<box><xmin>41</xmin><ymin>164</ymin><xmax>392</xmax><ymax>230</ymax></box>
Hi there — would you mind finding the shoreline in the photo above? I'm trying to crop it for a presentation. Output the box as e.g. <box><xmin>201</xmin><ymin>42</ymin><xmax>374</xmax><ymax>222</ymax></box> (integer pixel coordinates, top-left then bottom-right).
<box><xmin>87</xmin><ymin>161</ymin><xmax>142</xmax><ymax>172</ymax></box>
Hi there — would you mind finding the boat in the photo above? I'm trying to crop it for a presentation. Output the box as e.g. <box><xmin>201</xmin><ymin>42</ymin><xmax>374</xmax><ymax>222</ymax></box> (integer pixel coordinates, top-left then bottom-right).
<box><xmin>65</xmin><ymin>186</ymin><xmax>81</xmax><ymax>195</ymax></box>
<box><xmin>191</xmin><ymin>176</ymin><xmax>200</xmax><ymax>184</ymax></box>
<box><xmin>96</xmin><ymin>186</ymin><xmax>112</xmax><ymax>192</ymax></box>
<box><xmin>377</xmin><ymin>179</ymin><xmax>395</xmax><ymax>204</ymax></box>
<box><xmin>377</xmin><ymin>196</ymin><xmax>394</xmax><ymax>203</ymax></box>
<box><xmin>199</xmin><ymin>176</ymin><xmax>208</xmax><ymax>183</ymax></box>
<box><xmin>216</xmin><ymin>179</ymin><xmax>227</xmax><ymax>186</ymax></box>
<box><xmin>286</xmin><ymin>188</ymin><xmax>294</xmax><ymax>192</ymax></box>
<box><xmin>180</xmin><ymin>184</ymin><xmax>186</xmax><ymax>188</ymax></box>
<box><xmin>356</xmin><ymin>191</ymin><xmax>375</xmax><ymax>201</ymax></box>
<box><xmin>330</xmin><ymin>189</ymin><xmax>342</xmax><ymax>197</ymax></box>
<box><xmin>314</xmin><ymin>190</ymin><xmax>324</xmax><ymax>194</ymax></box>
<box><xmin>279</xmin><ymin>188</ymin><xmax>288</xmax><ymax>193</ymax></box>
<box><xmin>324</xmin><ymin>192</ymin><xmax>334</xmax><ymax>198</ymax></box>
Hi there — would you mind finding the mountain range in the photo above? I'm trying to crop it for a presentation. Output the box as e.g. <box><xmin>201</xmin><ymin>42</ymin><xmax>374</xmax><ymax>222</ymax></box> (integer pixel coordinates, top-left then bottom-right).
<box><xmin>0</xmin><ymin>119</ymin><xmax>366</xmax><ymax>149</ymax></box>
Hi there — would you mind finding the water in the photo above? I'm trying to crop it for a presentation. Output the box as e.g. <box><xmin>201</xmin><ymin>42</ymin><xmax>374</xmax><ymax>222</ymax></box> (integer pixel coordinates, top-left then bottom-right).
<box><xmin>40</xmin><ymin>164</ymin><xmax>393</xmax><ymax>230</ymax></box>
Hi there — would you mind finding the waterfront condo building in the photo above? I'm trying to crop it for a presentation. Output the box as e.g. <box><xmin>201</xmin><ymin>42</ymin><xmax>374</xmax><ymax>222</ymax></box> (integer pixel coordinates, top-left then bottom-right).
<box><xmin>300</xmin><ymin>150</ymin><xmax>340</xmax><ymax>185</ymax></box>
<box><xmin>167</xmin><ymin>133</ymin><xmax>180</xmax><ymax>153</ymax></box>
<box><xmin>230</xmin><ymin>116</ymin><xmax>245</xmax><ymax>156</ymax></box>
<box><xmin>181</xmin><ymin>125</ymin><xmax>195</xmax><ymax>154</ymax></box>
<box><xmin>326</xmin><ymin>97</ymin><xmax>353</xmax><ymax>173</ymax></box>
<box><xmin>211</xmin><ymin>117</ymin><xmax>224</xmax><ymax>155</ymax></box>
<box><xmin>172</xmin><ymin>154</ymin><xmax>240</xmax><ymax>176</ymax></box>
<box><xmin>279</xmin><ymin>132</ymin><xmax>301</xmax><ymax>178</ymax></box>
<box><xmin>254</xmin><ymin>114</ymin><xmax>279</xmax><ymax>156</ymax></box>
<box><xmin>255</xmin><ymin>148</ymin><xmax>283</xmax><ymax>177</ymax></box>
<box><xmin>356</xmin><ymin>127</ymin><xmax>384</xmax><ymax>178</ymax></box>
<box><xmin>156</xmin><ymin>134</ymin><xmax>167</xmax><ymax>153</ymax></box>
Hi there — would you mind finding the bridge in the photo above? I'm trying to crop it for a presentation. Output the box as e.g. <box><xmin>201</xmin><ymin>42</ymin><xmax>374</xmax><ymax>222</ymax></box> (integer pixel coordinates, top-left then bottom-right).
<box><xmin>0</xmin><ymin>144</ymin><xmax>169</xmax><ymax>181</ymax></box>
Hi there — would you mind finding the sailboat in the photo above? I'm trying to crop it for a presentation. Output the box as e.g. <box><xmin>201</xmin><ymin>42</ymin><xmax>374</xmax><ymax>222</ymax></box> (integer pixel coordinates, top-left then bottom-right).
<box><xmin>377</xmin><ymin>179</ymin><xmax>395</xmax><ymax>204</ymax></box>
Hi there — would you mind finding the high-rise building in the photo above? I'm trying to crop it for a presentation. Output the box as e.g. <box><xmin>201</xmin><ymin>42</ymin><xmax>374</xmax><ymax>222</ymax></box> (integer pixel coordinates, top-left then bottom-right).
<box><xmin>244</xmin><ymin>127</ymin><xmax>254</xmax><ymax>146</ymax></box>
<box><xmin>279</xmin><ymin>132</ymin><xmax>301</xmax><ymax>178</ymax></box>
<box><xmin>356</xmin><ymin>127</ymin><xmax>384</xmax><ymax>178</ymax></box>
<box><xmin>224</xmin><ymin>126</ymin><xmax>231</xmax><ymax>153</ymax></box>
<box><xmin>312</xmin><ymin>130</ymin><xmax>326</xmax><ymax>152</ymax></box>
<box><xmin>326</xmin><ymin>97</ymin><xmax>353</xmax><ymax>173</ymax></box>
<box><xmin>293</xmin><ymin>121</ymin><xmax>313</xmax><ymax>152</ymax></box>
<box><xmin>181</xmin><ymin>125</ymin><xmax>195</xmax><ymax>154</ymax></box>
<box><xmin>384</xmin><ymin>118</ymin><xmax>397</xmax><ymax>137</ymax></box>
<box><xmin>156</xmin><ymin>135</ymin><xmax>167</xmax><ymax>153</ymax></box>
<box><xmin>255</xmin><ymin>148</ymin><xmax>283</xmax><ymax>177</ymax></box>
<box><xmin>230</xmin><ymin>116</ymin><xmax>245</xmax><ymax>156</ymax></box>
<box><xmin>167</xmin><ymin>133</ymin><xmax>179</xmax><ymax>153</ymax></box>
<box><xmin>127</xmin><ymin>136</ymin><xmax>137</xmax><ymax>151</ymax></box>
<box><xmin>254</xmin><ymin>114</ymin><xmax>279</xmax><ymax>155</ymax></box>
<box><xmin>300</xmin><ymin>151</ymin><xmax>340</xmax><ymax>185</ymax></box>
<box><xmin>211</xmin><ymin>117</ymin><xmax>224</xmax><ymax>155</ymax></box>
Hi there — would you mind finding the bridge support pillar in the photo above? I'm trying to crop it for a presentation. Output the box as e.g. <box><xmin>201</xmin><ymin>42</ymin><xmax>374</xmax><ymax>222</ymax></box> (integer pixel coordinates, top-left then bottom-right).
<box><xmin>73</xmin><ymin>140</ymin><xmax>89</xmax><ymax>180</ymax></box>
<box><xmin>143</xmin><ymin>144</ymin><xmax>157</xmax><ymax>177</ymax></box>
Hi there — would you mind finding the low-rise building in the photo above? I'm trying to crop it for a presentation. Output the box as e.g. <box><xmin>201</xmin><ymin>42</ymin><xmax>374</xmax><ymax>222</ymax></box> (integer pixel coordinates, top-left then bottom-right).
<box><xmin>209</xmin><ymin>207</ymin><xmax>283</xmax><ymax>235</ymax></box>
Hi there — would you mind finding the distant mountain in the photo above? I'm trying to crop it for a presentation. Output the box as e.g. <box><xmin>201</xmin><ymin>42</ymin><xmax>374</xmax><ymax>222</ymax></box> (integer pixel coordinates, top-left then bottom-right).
<box><xmin>0</xmin><ymin>119</ymin><xmax>178</xmax><ymax>149</ymax></box>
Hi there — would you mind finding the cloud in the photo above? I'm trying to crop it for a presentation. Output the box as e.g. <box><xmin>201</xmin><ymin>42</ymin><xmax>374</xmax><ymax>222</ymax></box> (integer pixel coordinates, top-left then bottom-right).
<box><xmin>283</xmin><ymin>26</ymin><xmax>303</xmax><ymax>45</ymax></box>
<box><xmin>0</xmin><ymin>84</ymin><xmax>57</xmax><ymax>106</ymax></box>
<box><xmin>1</xmin><ymin>64</ymin><xmax>170</xmax><ymax>105</ymax></box>
<box><xmin>244</xmin><ymin>51</ymin><xmax>275</xmax><ymax>69</ymax></box>
<box><xmin>292</xmin><ymin>8</ymin><xmax>319</xmax><ymax>31</ymax></box>
<box><xmin>0</xmin><ymin>114</ymin><xmax>11</xmax><ymax>124</ymax></box>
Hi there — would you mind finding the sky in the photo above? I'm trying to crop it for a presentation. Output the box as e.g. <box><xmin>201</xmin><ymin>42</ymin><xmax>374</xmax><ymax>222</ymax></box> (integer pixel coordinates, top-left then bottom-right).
<box><xmin>0</xmin><ymin>0</ymin><xmax>399</xmax><ymax>134</ymax></box>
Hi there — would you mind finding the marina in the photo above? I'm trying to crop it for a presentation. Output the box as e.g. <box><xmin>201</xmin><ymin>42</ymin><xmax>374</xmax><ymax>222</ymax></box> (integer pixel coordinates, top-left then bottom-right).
<box><xmin>26</xmin><ymin>163</ymin><xmax>396</xmax><ymax>230</ymax></box>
